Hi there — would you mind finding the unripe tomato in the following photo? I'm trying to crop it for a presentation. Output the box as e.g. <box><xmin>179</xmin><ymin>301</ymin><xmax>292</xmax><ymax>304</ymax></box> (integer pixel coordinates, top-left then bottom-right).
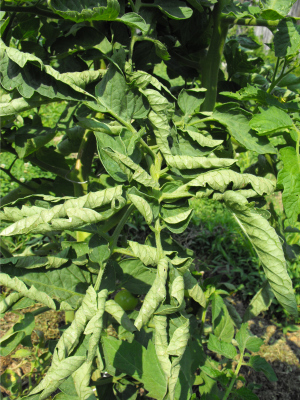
<box><xmin>114</xmin><ymin>289</ymin><xmax>138</xmax><ymax>311</ymax></box>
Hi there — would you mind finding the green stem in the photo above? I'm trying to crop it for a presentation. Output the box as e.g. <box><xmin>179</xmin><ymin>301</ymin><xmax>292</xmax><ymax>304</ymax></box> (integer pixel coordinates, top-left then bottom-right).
<box><xmin>128</xmin><ymin>30</ymin><xmax>137</xmax><ymax>72</ymax></box>
<box><xmin>222</xmin><ymin>351</ymin><xmax>245</xmax><ymax>400</ymax></box>
<box><xmin>112</xmin><ymin>247</ymin><xmax>135</xmax><ymax>257</ymax></box>
<box><xmin>221</xmin><ymin>16</ymin><xmax>286</xmax><ymax>27</ymax></box>
<box><xmin>0</xmin><ymin>166</ymin><xmax>32</xmax><ymax>190</ymax></box>
<box><xmin>201</xmin><ymin>1</ymin><xmax>229</xmax><ymax>112</ymax></box>
<box><xmin>0</xmin><ymin>3</ymin><xmax>63</xmax><ymax>19</ymax></box>
<box><xmin>94</xmin><ymin>263</ymin><xmax>106</xmax><ymax>292</ymax></box>
<box><xmin>31</xmin><ymin>307</ymin><xmax>51</xmax><ymax>317</ymax></box>
<box><xmin>110</xmin><ymin>204</ymin><xmax>135</xmax><ymax>251</ymax></box>
<box><xmin>293</xmin><ymin>123</ymin><xmax>300</xmax><ymax>167</ymax></box>
<box><xmin>154</xmin><ymin>219</ymin><xmax>164</xmax><ymax>260</ymax></box>
<box><xmin>268</xmin><ymin>57</ymin><xmax>281</xmax><ymax>94</ymax></box>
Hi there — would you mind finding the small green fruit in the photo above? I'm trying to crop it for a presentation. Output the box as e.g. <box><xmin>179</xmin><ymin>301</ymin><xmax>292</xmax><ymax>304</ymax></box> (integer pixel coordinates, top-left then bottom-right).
<box><xmin>114</xmin><ymin>289</ymin><xmax>138</xmax><ymax>311</ymax></box>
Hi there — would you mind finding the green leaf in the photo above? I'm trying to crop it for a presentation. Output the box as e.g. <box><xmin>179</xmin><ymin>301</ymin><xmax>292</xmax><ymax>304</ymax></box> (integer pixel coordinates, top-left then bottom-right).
<box><xmin>233</xmin><ymin>387</ymin><xmax>260</xmax><ymax>400</ymax></box>
<box><xmin>248</xmin><ymin>355</ymin><xmax>277</xmax><ymax>382</ymax></box>
<box><xmin>207</xmin><ymin>334</ymin><xmax>237</xmax><ymax>359</ymax></box>
<box><xmin>183</xmin><ymin>271</ymin><xmax>206</xmax><ymax>307</ymax></box>
<box><xmin>128</xmin><ymin>194</ymin><xmax>153</xmax><ymax>225</ymax></box>
<box><xmin>95</xmin><ymin>64</ymin><xmax>149</xmax><ymax>123</ymax></box>
<box><xmin>102</xmin><ymin>336</ymin><xmax>167</xmax><ymax>399</ymax></box>
<box><xmin>0</xmin><ymin>292</ymin><xmax>23</xmax><ymax>315</ymax></box>
<box><xmin>0</xmin><ymin>263</ymin><xmax>90</xmax><ymax>310</ymax></box>
<box><xmin>165</xmin><ymin>155</ymin><xmax>236</xmax><ymax>169</ymax></box>
<box><xmin>134</xmin><ymin>258</ymin><xmax>168</xmax><ymax>330</ymax></box>
<box><xmin>212</xmin><ymin>293</ymin><xmax>234</xmax><ymax>343</ymax></box>
<box><xmin>15</xmin><ymin>127</ymin><xmax>57</xmax><ymax>158</ymax></box>
<box><xmin>243</xmin><ymin>281</ymin><xmax>274</xmax><ymax>322</ymax></box>
<box><xmin>274</xmin><ymin>18</ymin><xmax>300</xmax><ymax>57</ymax></box>
<box><xmin>118</xmin><ymin>258</ymin><xmax>156</xmax><ymax>295</ymax></box>
<box><xmin>72</xmin><ymin>361</ymin><xmax>96</xmax><ymax>400</ymax></box>
<box><xmin>0</xmin><ymin>331</ymin><xmax>25</xmax><ymax>356</ymax></box>
<box><xmin>224</xmin><ymin>191</ymin><xmax>298</xmax><ymax>317</ymax></box>
<box><xmin>260</xmin><ymin>0</ymin><xmax>298</xmax><ymax>20</ymax></box>
<box><xmin>116</xmin><ymin>13</ymin><xmax>148</xmax><ymax>33</ymax></box>
<box><xmin>183</xmin><ymin>129</ymin><xmax>223</xmax><ymax>148</ymax></box>
<box><xmin>249</xmin><ymin>107</ymin><xmax>293</xmax><ymax>135</ymax></box>
<box><xmin>178</xmin><ymin>88</ymin><xmax>206</xmax><ymax>116</ymax></box>
<box><xmin>153</xmin><ymin>315</ymin><xmax>171</xmax><ymax>378</ymax></box>
<box><xmin>141</xmin><ymin>89</ymin><xmax>172</xmax><ymax>114</ymax></box>
<box><xmin>152</xmin><ymin>0</ymin><xmax>193</xmax><ymax>20</ymax></box>
<box><xmin>209</xmin><ymin>104</ymin><xmax>276</xmax><ymax>154</ymax></box>
<box><xmin>0</xmin><ymin>186</ymin><xmax>123</xmax><ymax>236</ymax></box>
<box><xmin>105</xmin><ymin>300</ymin><xmax>136</xmax><ymax>333</ymax></box>
<box><xmin>49</xmin><ymin>0</ymin><xmax>120</xmax><ymax>22</ymax></box>
<box><xmin>128</xmin><ymin>241</ymin><xmax>158</xmax><ymax>266</ymax></box>
<box><xmin>185</xmin><ymin>169</ymin><xmax>275</xmax><ymax>196</ymax></box>
<box><xmin>148</xmin><ymin>111</ymin><xmax>172</xmax><ymax>155</ymax></box>
<box><xmin>277</xmin><ymin>147</ymin><xmax>300</xmax><ymax>226</ymax></box>
<box><xmin>0</xmin><ymin>273</ymin><xmax>57</xmax><ymax>310</ymax></box>
<box><xmin>236</xmin><ymin>323</ymin><xmax>264</xmax><ymax>354</ymax></box>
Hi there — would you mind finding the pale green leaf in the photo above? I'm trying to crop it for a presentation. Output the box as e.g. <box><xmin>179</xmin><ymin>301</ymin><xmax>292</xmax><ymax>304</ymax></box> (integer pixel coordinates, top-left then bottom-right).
<box><xmin>183</xmin><ymin>129</ymin><xmax>223</xmax><ymax>148</ymax></box>
<box><xmin>183</xmin><ymin>271</ymin><xmax>206</xmax><ymax>307</ymax></box>
<box><xmin>0</xmin><ymin>186</ymin><xmax>123</xmax><ymax>236</ymax></box>
<box><xmin>0</xmin><ymin>292</ymin><xmax>23</xmax><ymax>314</ymax></box>
<box><xmin>72</xmin><ymin>361</ymin><xmax>96</xmax><ymax>400</ymax></box>
<box><xmin>224</xmin><ymin>191</ymin><xmax>298</xmax><ymax>316</ymax></box>
<box><xmin>277</xmin><ymin>147</ymin><xmax>300</xmax><ymax>226</ymax></box>
<box><xmin>153</xmin><ymin>315</ymin><xmax>171</xmax><ymax>378</ymax></box>
<box><xmin>0</xmin><ymin>273</ymin><xmax>56</xmax><ymax>310</ymax></box>
<box><xmin>128</xmin><ymin>241</ymin><xmax>158</xmax><ymax>266</ymax></box>
<box><xmin>134</xmin><ymin>258</ymin><xmax>169</xmax><ymax>330</ymax></box>
<box><xmin>185</xmin><ymin>169</ymin><xmax>275</xmax><ymax>196</ymax></box>
<box><xmin>148</xmin><ymin>111</ymin><xmax>172</xmax><ymax>155</ymax></box>
<box><xmin>141</xmin><ymin>88</ymin><xmax>172</xmax><ymax>114</ymax></box>
<box><xmin>116</xmin><ymin>13</ymin><xmax>148</xmax><ymax>33</ymax></box>
<box><xmin>165</xmin><ymin>155</ymin><xmax>236</xmax><ymax>170</ymax></box>
<box><xmin>105</xmin><ymin>300</ymin><xmax>136</xmax><ymax>333</ymax></box>
<box><xmin>128</xmin><ymin>194</ymin><xmax>153</xmax><ymax>225</ymax></box>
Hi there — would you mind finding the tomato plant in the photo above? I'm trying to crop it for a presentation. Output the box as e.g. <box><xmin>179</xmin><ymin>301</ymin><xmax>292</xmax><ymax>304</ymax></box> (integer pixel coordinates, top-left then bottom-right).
<box><xmin>114</xmin><ymin>289</ymin><xmax>138</xmax><ymax>311</ymax></box>
<box><xmin>0</xmin><ymin>1</ymin><xmax>300</xmax><ymax>399</ymax></box>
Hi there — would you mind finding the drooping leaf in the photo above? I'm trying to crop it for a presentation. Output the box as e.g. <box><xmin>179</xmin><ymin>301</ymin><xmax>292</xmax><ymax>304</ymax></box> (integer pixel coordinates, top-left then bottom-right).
<box><xmin>248</xmin><ymin>355</ymin><xmax>277</xmax><ymax>382</ymax></box>
<box><xmin>128</xmin><ymin>194</ymin><xmax>153</xmax><ymax>225</ymax></box>
<box><xmin>224</xmin><ymin>191</ymin><xmax>298</xmax><ymax>317</ymax></box>
<box><xmin>105</xmin><ymin>300</ymin><xmax>136</xmax><ymax>333</ymax></box>
<box><xmin>153</xmin><ymin>315</ymin><xmax>171</xmax><ymax>378</ymax></box>
<box><xmin>178</xmin><ymin>88</ymin><xmax>206</xmax><ymax>117</ymax></box>
<box><xmin>0</xmin><ymin>186</ymin><xmax>123</xmax><ymax>236</ymax></box>
<box><xmin>211</xmin><ymin>293</ymin><xmax>235</xmax><ymax>343</ymax></box>
<box><xmin>165</xmin><ymin>155</ymin><xmax>236</xmax><ymax>169</ymax></box>
<box><xmin>118</xmin><ymin>258</ymin><xmax>156</xmax><ymax>295</ymax></box>
<box><xmin>277</xmin><ymin>147</ymin><xmax>300</xmax><ymax>226</ymax></box>
<box><xmin>134</xmin><ymin>258</ymin><xmax>169</xmax><ymax>330</ymax></box>
<box><xmin>243</xmin><ymin>281</ymin><xmax>274</xmax><ymax>322</ymax></box>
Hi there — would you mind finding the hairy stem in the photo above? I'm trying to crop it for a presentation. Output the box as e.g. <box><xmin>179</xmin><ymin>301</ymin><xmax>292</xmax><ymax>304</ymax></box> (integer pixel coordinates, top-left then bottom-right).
<box><xmin>201</xmin><ymin>1</ymin><xmax>229</xmax><ymax>112</ymax></box>
<box><xmin>222</xmin><ymin>351</ymin><xmax>245</xmax><ymax>400</ymax></box>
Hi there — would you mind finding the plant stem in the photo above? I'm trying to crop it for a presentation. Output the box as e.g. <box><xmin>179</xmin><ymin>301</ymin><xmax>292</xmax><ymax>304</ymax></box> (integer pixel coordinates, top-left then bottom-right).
<box><xmin>221</xmin><ymin>16</ymin><xmax>283</xmax><ymax>28</ymax></box>
<box><xmin>293</xmin><ymin>123</ymin><xmax>300</xmax><ymax>166</ymax></box>
<box><xmin>110</xmin><ymin>204</ymin><xmax>135</xmax><ymax>251</ymax></box>
<box><xmin>31</xmin><ymin>307</ymin><xmax>51</xmax><ymax>317</ymax></box>
<box><xmin>94</xmin><ymin>262</ymin><xmax>106</xmax><ymax>292</ymax></box>
<box><xmin>154</xmin><ymin>219</ymin><xmax>164</xmax><ymax>260</ymax></box>
<box><xmin>112</xmin><ymin>247</ymin><xmax>135</xmax><ymax>257</ymax></box>
<box><xmin>222</xmin><ymin>351</ymin><xmax>245</xmax><ymax>400</ymax></box>
<box><xmin>201</xmin><ymin>1</ymin><xmax>229</xmax><ymax>112</ymax></box>
<box><xmin>128</xmin><ymin>30</ymin><xmax>137</xmax><ymax>72</ymax></box>
<box><xmin>1</xmin><ymin>3</ymin><xmax>63</xmax><ymax>19</ymax></box>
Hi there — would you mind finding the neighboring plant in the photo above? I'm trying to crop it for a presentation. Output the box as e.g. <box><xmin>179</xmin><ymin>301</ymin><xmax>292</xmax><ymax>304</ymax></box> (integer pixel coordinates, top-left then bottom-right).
<box><xmin>0</xmin><ymin>1</ymin><xmax>300</xmax><ymax>399</ymax></box>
